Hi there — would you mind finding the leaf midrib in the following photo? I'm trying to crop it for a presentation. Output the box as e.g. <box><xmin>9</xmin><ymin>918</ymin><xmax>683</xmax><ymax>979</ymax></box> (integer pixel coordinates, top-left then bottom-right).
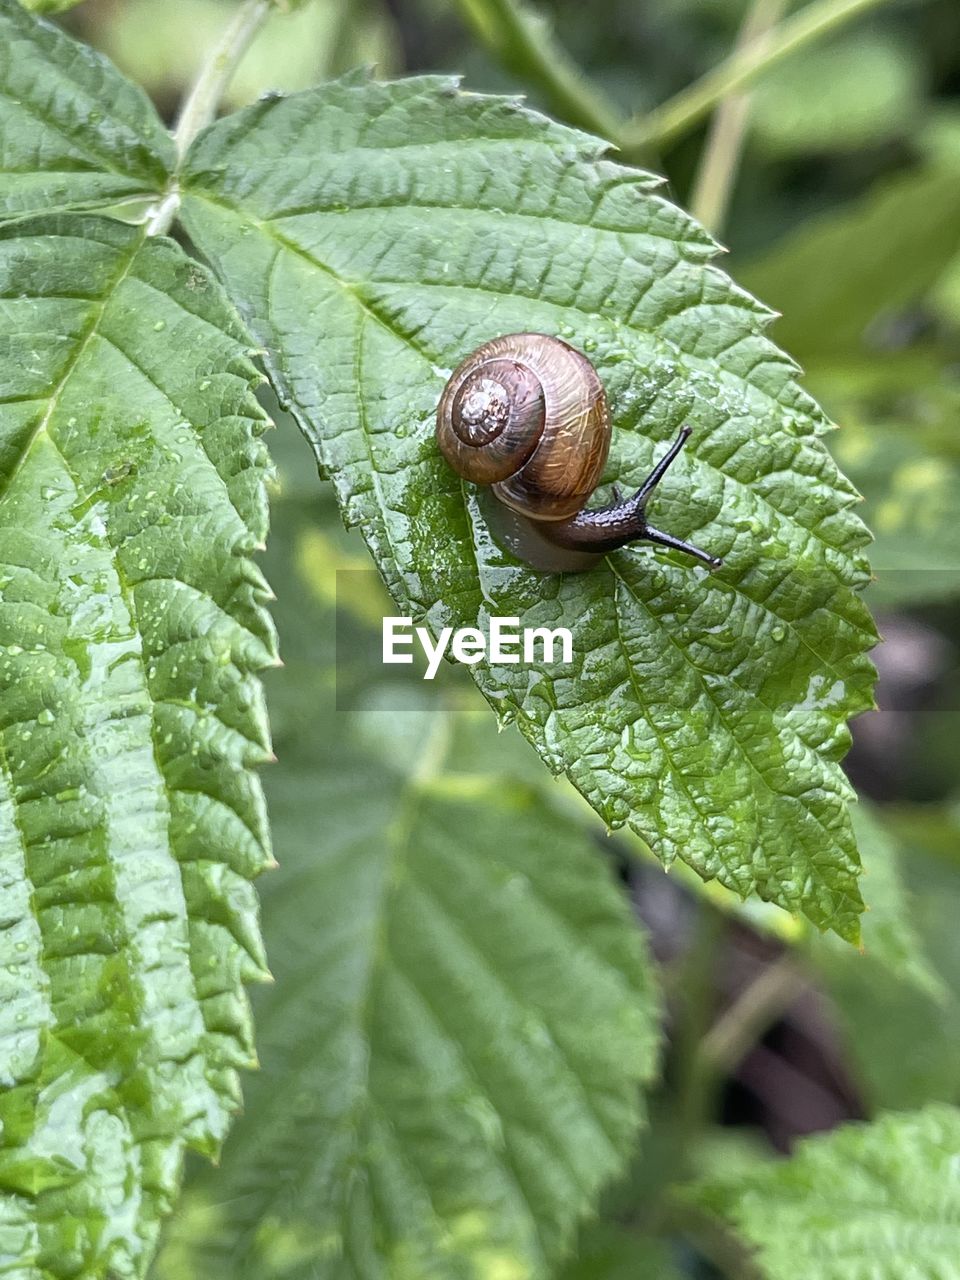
<box><xmin>260</xmin><ymin>188</ymin><xmax>709</xmax><ymax>256</ymax></box>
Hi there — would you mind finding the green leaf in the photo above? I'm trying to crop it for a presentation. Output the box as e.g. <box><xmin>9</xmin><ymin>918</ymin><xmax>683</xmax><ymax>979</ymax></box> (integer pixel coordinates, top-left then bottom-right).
<box><xmin>739</xmin><ymin>164</ymin><xmax>960</xmax><ymax>365</ymax></box>
<box><xmin>687</xmin><ymin>1105</ymin><xmax>960</xmax><ymax>1280</ymax></box>
<box><xmin>0</xmin><ymin>0</ymin><xmax>172</xmax><ymax>221</ymax></box>
<box><xmin>179</xmin><ymin>74</ymin><xmax>877</xmax><ymax>940</ymax></box>
<box><xmin>0</xmin><ymin>214</ymin><xmax>275</xmax><ymax>1277</ymax></box>
<box><xmin>657</xmin><ymin>798</ymin><xmax>946</xmax><ymax>995</ymax></box>
<box><xmin>830</xmin><ymin>419</ymin><xmax>960</xmax><ymax>606</ymax></box>
<box><xmin>750</xmin><ymin>33</ymin><xmax>921</xmax><ymax>157</ymax></box>
<box><xmin>812</xmin><ymin>804</ymin><xmax>946</xmax><ymax>999</ymax></box>
<box><xmin>557</xmin><ymin>1222</ymin><xmax>683</xmax><ymax>1280</ymax></box>
<box><xmin>154</xmin><ymin>488</ymin><xmax>662</xmax><ymax>1280</ymax></box>
<box><xmin>739</xmin><ymin>162</ymin><xmax>960</xmax><ymax>607</ymax></box>
<box><xmin>821</xmin><ymin>807</ymin><xmax>960</xmax><ymax>1111</ymax></box>
<box><xmin>17</xmin><ymin>0</ymin><xmax>85</xmax><ymax>13</ymax></box>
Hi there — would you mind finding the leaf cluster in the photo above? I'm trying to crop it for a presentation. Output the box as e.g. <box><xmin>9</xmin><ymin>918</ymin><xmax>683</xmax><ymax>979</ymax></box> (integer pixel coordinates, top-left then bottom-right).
<box><xmin>4</xmin><ymin>1</ymin><xmax>960</xmax><ymax>1279</ymax></box>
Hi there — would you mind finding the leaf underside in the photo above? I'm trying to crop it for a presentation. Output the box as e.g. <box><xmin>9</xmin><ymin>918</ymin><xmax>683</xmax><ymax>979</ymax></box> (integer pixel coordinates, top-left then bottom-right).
<box><xmin>180</xmin><ymin>73</ymin><xmax>878</xmax><ymax>940</ymax></box>
<box><xmin>0</xmin><ymin>214</ymin><xmax>275</xmax><ymax>1277</ymax></box>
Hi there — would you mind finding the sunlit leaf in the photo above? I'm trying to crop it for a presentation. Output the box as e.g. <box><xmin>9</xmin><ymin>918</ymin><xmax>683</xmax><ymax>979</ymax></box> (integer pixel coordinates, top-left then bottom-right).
<box><xmin>178</xmin><ymin>73</ymin><xmax>877</xmax><ymax>939</ymax></box>
<box><xmin>687</xmin><ymin>1105</ymin><xmax>960</xmax><ymax>1280</ymax></box>
<box><xmin>0</xmin><ymin>214</ymin><xmax>275</xmax><ymax>1276</ymax></box>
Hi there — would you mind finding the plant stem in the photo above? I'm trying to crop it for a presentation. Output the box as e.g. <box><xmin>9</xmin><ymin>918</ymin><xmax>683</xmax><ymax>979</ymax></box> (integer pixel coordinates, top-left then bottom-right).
<box><xmin>146</xmin><ymin>0</ymin><xmax>272</xmax><ymax>237</ymax></box>
<box><xmin>622</xmin><ymin>0</ymin><xmax>892</xmax><ymax>153</ymax></box>
<box><xmin>670</xmin><ymin>924</ymin><xmax>808</xmax><ymax>1183</ymax></box>
<box><xmin>174</xmin><ymin>0</ymin><xmax>273</xmax><ymax>160</ymax></box>
<box><xmin>689</xmin><ymin>0</ymin><xmax>787</xmax><ymax>235</ymax></box>
<box><xmin>661</xmin><ymin>1198</ymin><xmax>768</xmax><ymax>1280</ymax></box>
<box><xmin>699</xmin><ymin>954</ymin><xmax>807</xmax><ymax>1076</ymax></box>
<box><xmin>454</xmin><ymin>0</ymin><xmax>623</xmax><ymax>142</ymax></box>
<box><xmin>673</xmin><ymin>903</ymin><xmax>726</xmax><ymax>1157</ymax></box>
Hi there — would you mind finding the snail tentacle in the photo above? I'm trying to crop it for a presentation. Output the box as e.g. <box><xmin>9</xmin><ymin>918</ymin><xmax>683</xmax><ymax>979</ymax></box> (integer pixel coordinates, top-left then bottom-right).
<box><xmin>639</xmin><ymin>525</ymin><xmax>723</xmax><ymax>571</ymax></box>
<box><xmin>634</xmin><ymin>425</ymin><xmax>693</xmax><ymax>504</ymax></box>
<box><xmin>539</xmin><ymin>427</ymin><xmax>723</xmax><ymax>569</ymax></box>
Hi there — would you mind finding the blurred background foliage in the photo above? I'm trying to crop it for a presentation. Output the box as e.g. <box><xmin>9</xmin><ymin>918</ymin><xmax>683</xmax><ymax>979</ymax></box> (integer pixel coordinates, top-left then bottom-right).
<box><xmin>58</xmin><ymin>0</ymin><xmax>960</xmax><ymax>1273</ymax></box>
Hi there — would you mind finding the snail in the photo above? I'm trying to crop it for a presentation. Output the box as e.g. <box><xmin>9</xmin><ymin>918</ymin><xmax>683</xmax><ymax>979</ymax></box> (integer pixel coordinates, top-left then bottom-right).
<box><xmin>436</xmin><ymin>333</ymin><xmax>722</xmax><ymax>570</ymax></box>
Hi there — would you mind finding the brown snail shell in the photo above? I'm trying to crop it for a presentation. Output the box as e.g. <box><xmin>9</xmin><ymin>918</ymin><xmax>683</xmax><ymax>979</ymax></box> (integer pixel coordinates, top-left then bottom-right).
<box><xmin>436</xmin><ymin>333</ymin><xmax>610</xmax><ymax>521</ymax></box>
<box><xmin>435</xmin><ymin>332</ymin><xmax>723</xmax><ymax>570</ymax></box>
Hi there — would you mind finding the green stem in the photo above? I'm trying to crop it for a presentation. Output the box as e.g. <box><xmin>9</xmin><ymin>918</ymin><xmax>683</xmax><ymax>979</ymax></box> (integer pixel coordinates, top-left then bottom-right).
<box><xmin>661</xmin><ymin>1198</ymin><xmax>767</xmax><ymax>1280</ymax></box>
<box><xmin>454</xmin><ymin>0</ymin><xmax>623</xmax><ymax>141</ymax></box>
<box><xmin>146</xmin><ymin>0</ymin><xmax>272</xmax><ymax>236</ymax></box>
<box><xmin>689</xmin><ymin>0</ymin><xmax>788</xmax><ymax>234</ymax></box>
<box><xmin>173</xmin><ymin>0</ymin><xmax>273</xmax><ymax>160</ymax></box>
<box><xmin>668</xmin><ymin>919</ymin><xmax>807</xmax><ymax>1187</ymax></box>
<box><xmin>623</xmin><ymin>0</ymin><xmax>893</xmax><ymax>153</ymax></box>
<box><xmin>698</xmin><ymin>954</ymin><xmax>806</xmax><ymax>1076</ymax></box>
<box><xmin>673</xmin><ymin>903</ymin><xmax>726</xmax><ymax>1162</ymax></box>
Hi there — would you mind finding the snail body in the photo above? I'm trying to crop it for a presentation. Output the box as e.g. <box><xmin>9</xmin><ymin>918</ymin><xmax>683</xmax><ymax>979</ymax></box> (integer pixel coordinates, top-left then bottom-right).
<box><xmin>436</xmin><ymin>333</ymin><xmax>722</xmax><ymax>570</ymax></box>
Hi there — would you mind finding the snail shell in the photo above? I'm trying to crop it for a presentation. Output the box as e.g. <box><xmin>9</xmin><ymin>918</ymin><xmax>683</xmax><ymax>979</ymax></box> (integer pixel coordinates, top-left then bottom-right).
<box><xmin>435</xmin><ymin>333</ymin><xmax>723</xmax><ymax>571</ymax></box>
<box><xmin>436</xmin><ymin>333</ymin><xmax>610</xmax><ymax>521</ymax></box>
